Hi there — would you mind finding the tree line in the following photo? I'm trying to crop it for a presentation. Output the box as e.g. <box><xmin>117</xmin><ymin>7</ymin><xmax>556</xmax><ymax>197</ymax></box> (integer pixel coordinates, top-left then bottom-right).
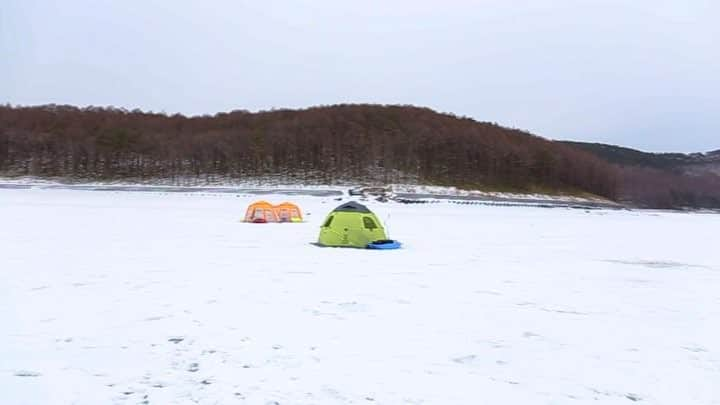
<box><xmin>616</xmin><ymin>166</ymin><xmax>720</xmax><ymax>209</ymax></box>
<box><xmin>1</xmin><ymin>103</ymin><xmax>623</xmax><ymax>201</ymax></box>
<box><xmin>562</xmin><ymin>141</ymin><xmax>720</xmax><ymax>208</ymax></box>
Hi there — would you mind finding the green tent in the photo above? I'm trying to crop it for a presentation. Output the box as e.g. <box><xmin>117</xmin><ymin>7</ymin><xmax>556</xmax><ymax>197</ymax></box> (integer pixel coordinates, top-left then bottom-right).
<box><xmin>318</xmin><ymin>201</ymin><xmax>387</xmax><ymax>248</ymax></box>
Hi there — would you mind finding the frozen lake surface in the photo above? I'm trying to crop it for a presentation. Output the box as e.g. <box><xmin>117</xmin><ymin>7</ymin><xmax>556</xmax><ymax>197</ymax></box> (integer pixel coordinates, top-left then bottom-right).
<box><xmin>1</xmin><ymin>188</ymin><xmax>718</xmax><ymax>404</ymax></box>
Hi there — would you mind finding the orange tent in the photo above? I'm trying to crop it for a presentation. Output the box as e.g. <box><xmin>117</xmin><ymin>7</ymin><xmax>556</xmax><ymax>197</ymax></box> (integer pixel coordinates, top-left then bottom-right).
<box><xmin>244</xmin><ymin>201</ymin><xmax>278</xmax><ymax>223</ymax></box>
<box><xmin>274</xmin><ymin>202</ymin><xmax>303</xmax><ymax>222</ymax></box>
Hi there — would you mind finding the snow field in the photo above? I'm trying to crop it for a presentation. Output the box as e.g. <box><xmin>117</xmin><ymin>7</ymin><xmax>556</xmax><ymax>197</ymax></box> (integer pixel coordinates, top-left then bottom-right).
<box><xmin>1</xmin><ymin>189</ymin><xmax>718</xmax><ymax>404</ymax></box>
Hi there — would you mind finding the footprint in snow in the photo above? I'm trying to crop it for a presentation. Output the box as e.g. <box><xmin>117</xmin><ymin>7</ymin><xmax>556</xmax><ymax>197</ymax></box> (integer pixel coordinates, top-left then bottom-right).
<box><xmin>475</xmin><ymin>290</ymin><xmax>502</xmax><ymax>296</ymax></box>
<box><xmin>337</xmin><ymin>301</ymin><xmax>368</xmax><ymax>312</ymax></box>
<box><xmin>14</xmin><ymin>370</ymin><xmax>42</xmax><ymax>377</ymax></box>
<box><xmin>589</xmin><ymin>387</ymin><xmax>643</xmax><ymax>402</ymax></box>
<box><xmin>452</xmin><ymin>354</ymin><xmax>478</xmax><ymax>364</ymax></box>
<box><xmin>308</xmin><ymin>309</ymin><xmax>344</xmax><ymax>320</ymax></box>
<box><xmin>540</xmin><ymin>307</ymin><xmax>588</xmax><ymax>315</ymax></box>
<box><xmin>604</xmin><ymin>259</ymin><xmax>707</xmax><ymax>270</ymax></box>
<box><xmin>682</xmin><ymin>346</ymin><xmax>708</xmax><ymax>353</ymax></box>
<box><xmin>144</xmin><ymin>315</ymin><xmax>169</xmax><ymax>321</ymax></box>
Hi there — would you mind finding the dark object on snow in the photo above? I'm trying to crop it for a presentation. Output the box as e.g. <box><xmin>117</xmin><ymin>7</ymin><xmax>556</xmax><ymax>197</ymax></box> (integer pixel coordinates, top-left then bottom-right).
<box><xmin>367</xmin><ymin>239</ymin><xmax>402</xmax><ymax>250</ymax></box>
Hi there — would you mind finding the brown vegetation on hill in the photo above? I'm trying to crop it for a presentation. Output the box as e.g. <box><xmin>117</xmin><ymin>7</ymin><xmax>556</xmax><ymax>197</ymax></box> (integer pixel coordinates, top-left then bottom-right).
<box><xmin>563</xmin><ymin>141</ymin><xmax>720</xmax><ymax>208</ymax></box>
<box><xmin>612</xmin><ymin>165</ymin><xmax>720</xmax><ymax>208</ymax></box>
<box><xmin>0</xmin><ymin>104</ymin><xmax>618</xmax><ymax>199</ymax></box>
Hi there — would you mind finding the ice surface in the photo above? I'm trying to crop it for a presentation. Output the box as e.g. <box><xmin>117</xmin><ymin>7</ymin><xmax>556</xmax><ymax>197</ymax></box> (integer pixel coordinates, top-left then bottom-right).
<box><xmin>1</xmin><ymin>188</ymin><xmax>718</xmax><ymax>404</ymax></box>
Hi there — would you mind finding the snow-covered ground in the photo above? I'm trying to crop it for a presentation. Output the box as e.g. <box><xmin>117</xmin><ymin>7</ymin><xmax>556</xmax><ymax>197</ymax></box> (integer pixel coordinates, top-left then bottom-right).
<box><xmin>1</xmin><ymin>188</ymin><xmax>718</xmax><ymax>405</ymax></box>
<box><xmin>389</xmin><ymin>183</ymin><xmax>613</xmax><ymax>203</ymax></box>
<box><xmin>0</xmin><ymin>177</ymin><xmax>616</xmax><ymax>204</ymax></box>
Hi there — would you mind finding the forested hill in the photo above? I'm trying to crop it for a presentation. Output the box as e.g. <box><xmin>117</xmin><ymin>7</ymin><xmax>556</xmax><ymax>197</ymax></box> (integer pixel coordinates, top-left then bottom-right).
<box><xmin>561</xmin><ymin>141</ymin><xmax>720</xmax><ymax>208</ymax></box>
<box><xmin>561</xmin><ymin>141</ymin><xmax>720</xmax><ymax>173</ymax></box>
<box><xmin>2</xmin><ymin>104</ymin><xmax>719</xmax><ymax>208</ymax></box>
<box><xmin>0</xmin><ymin>104</ymin><xmax>617</xmax><ymax>199</ymax></box>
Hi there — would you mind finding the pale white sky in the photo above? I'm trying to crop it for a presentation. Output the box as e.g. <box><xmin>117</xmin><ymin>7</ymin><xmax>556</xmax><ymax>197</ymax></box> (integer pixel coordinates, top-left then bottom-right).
<box><xmin>2</xmin><ymin>0</ymin><xmax>718</xmax><ymax>152</ymax></box>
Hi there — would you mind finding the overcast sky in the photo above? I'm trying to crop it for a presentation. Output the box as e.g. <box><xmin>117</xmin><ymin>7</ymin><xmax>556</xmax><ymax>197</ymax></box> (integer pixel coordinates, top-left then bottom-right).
<box><xmin>2</xmin><ymin>0</ymin><xmax>718</xmax><ymax>152</ymax></box>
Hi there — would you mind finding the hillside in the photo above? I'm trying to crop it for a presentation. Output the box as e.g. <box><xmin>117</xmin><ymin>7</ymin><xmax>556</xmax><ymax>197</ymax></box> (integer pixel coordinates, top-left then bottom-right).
<box><xmin>0</xmin><ymin>104</ymin><xmax>617</xmax><ymax>199</ymax></box>
<box><xmin>3</xmin><ymin>104</ymin><xmax>719</xmax><ymax>208</ymax></box>
<box><xmin>562</xmin><ymin>141</ymin><xmax>720</xmax><ymax>208</ymax></box>
<box><xmin>562</xmin><ymin>141</ymin><xmax>720</xmax><ymax>174</ymax></box>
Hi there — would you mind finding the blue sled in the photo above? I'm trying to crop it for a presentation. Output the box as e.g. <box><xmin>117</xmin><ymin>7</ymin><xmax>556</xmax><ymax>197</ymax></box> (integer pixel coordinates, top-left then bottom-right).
<box><xmin>367</xmin><ymin>239</ymin><xmax>402</xmax><ymax>250</ymax></box>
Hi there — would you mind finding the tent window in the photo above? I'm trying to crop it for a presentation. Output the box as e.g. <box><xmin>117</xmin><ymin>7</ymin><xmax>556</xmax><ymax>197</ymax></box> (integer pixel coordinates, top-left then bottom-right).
<box><xmin>323</xmin><ymin>215</ymin><xmax>334</xmax><ymax>227</ymax></box>
<box><xmin>363</xmin><ymin>216</ymin><xmax>377</xmax><ymax>230</ymax></box>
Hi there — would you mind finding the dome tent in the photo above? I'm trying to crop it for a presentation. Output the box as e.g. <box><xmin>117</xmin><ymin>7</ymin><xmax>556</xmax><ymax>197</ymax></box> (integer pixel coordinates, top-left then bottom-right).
<box><xmin>317</xmin><ymin>201</ymin><xmax>388</xmax><ymax>248</ymax></box>
<box><xmin>244</xmin><ymin>201</ymin><xmax>278</xmax><ymax>223</ymax></box>
<box><xmin>274</xmin><ymin>202</ymin><xmax>303</xmax><ymax>223</ymax></box>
